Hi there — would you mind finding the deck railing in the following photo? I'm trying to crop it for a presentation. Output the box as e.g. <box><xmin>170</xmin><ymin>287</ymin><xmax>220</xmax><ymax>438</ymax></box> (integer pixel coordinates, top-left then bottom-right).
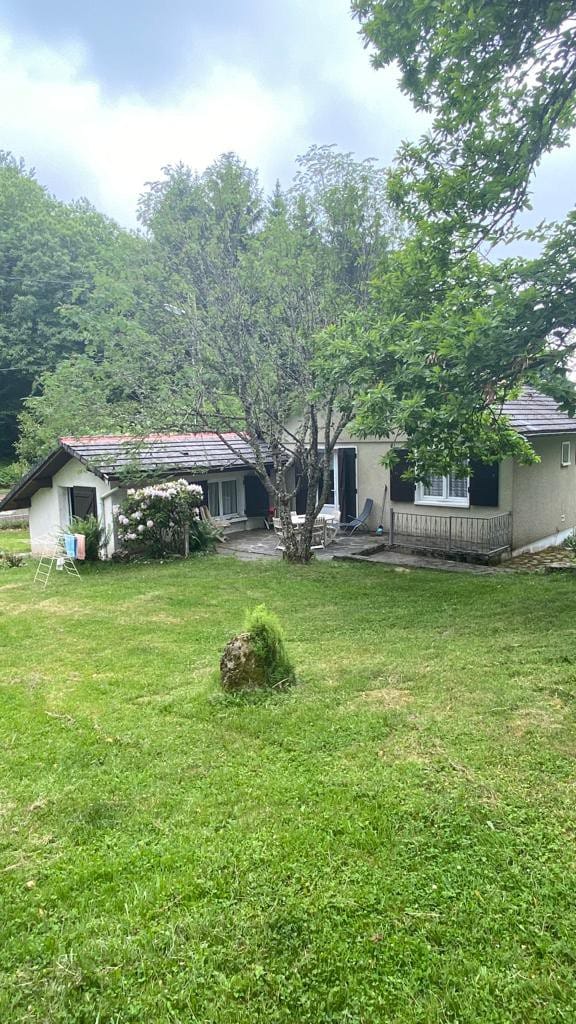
<box><xmin>389</xmin><ymin>509</ymin><xmax>512</xmax><ymax>554</ymax></box>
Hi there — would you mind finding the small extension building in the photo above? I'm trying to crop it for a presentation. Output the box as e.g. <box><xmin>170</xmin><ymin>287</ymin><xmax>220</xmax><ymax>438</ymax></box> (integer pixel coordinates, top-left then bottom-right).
<box><xmin>0</xmin><ymin>432</ymin><xmax>273</xmax><ymax>558</ymax></box>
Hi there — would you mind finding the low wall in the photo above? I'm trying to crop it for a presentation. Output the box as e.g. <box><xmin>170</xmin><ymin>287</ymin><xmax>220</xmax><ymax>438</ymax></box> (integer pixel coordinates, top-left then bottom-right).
<box><xmin>0</xmin><ymin>491</ymin><xmax>29</xmax><ymax>525</ymax></box>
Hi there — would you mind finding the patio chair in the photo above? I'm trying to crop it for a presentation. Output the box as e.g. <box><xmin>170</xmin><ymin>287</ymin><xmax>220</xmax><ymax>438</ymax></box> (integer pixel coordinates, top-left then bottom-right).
<box><xmin>316</xmin><ymin>505</ymin><xmax>338</xmax><ymax>544</ymax></box>
<box><xmin>272</xmin><ymin>516</ymin><xmax>285</xmax><ymax>550</ymax></box>
<box><xmin>340</xmin><ymin>498</ymin><xmax>374</xmax><ymax>535</ymax></box>
<box><xmin>318</xmin><ymin>503</ymin><xmax>340</xmax><ymax>523</ymax></box>
<box><xmin>310</xmin><ymin>519</ymin><xmax>327</xmax><ymax>550</ymax></box>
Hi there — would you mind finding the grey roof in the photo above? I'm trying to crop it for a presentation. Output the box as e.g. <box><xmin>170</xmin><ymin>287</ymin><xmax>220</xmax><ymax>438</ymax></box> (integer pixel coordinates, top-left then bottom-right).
<box><xmin>502</xmin><ymin>387</ymin><xmax>576</xmax><ymax>436</ymax></box>
<box><xmin>0</xmin><ymin>432</ymin><xmax>273</xmax><ymax>512</ymax></box>
<box><xmin>59</xmin><ymin>432</ymin><xmax>273</xmax><ymax>476</ymax></box>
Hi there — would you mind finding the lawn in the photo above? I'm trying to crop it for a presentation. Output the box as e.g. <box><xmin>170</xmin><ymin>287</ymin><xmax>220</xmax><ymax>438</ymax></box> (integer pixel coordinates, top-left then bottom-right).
<box><xmin>0</xmin><ymin>525</ymin><xmax>30</xmax><ymax>554</ymax></box>
<box><xmin>0</xmin><ymin>555</ymin><xmax>575</xmax><ymax>1023</ymax></box>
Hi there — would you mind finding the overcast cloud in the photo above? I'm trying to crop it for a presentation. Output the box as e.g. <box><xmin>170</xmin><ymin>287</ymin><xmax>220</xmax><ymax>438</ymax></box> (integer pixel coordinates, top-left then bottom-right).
<box><xmin>0</xmin><ymin>0</ymin><xmax>573</xmax><ymax>231</ymax></box>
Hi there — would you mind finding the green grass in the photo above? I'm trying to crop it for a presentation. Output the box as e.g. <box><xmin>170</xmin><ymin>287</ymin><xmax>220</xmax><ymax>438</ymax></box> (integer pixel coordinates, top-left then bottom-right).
<box><xmin>1</xmin><ymin>555</ymin><xmax>575</xmax><ymax>1023</ymax></box>
<box><xmin>0</xmin><ymin>526</ymin><xmax>30</xmax><ymax>554</ymax></box>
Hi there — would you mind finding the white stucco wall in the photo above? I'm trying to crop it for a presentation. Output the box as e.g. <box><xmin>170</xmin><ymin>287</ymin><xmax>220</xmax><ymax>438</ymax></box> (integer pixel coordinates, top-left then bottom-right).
<box><xmin>28</xmin><ymin>463</ymin><xmax>267</xmax><ymax>557</ymax></box>
<box><xmin>28</xmin><ymin>458</ymin><xmax>114</xmax><ymax>556</ymax></box>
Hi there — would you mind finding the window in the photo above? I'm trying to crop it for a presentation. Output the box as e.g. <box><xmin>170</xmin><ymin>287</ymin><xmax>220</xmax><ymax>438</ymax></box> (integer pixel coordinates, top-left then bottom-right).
<box><xmin>561</xmin><ymin>441</ymin><xmax>571</xmax><ymax>467</ymax></box>
<box><xmin>68</xmin><ymin>486</ymin><xmax>97</xmax><ymax>520</ymax></box>
<box><xmin>207</xmin><ymin>478</ymin><xmax>239</xmax><ymax>518</ymax></box>
<box><xmin>221</xmin><ymin>480</ymin><xmax>238</xmax><ymax>516</ymax></box>
<box><xmin>207</xmin><ymin>481</ymin><xmax>220</xmax><ymax>516</ymax></box>
<box><xmin>415</xmin><ymin>474</ymin><xmax>469</xmax><ymax>508</ymax></box>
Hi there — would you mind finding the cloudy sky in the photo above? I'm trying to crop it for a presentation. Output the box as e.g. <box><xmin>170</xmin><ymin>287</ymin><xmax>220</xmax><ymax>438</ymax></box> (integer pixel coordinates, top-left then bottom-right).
<box><xmin>0</xmin><ymin>0</ymin><xmax>573</xmax><ymax>232</ymax></box>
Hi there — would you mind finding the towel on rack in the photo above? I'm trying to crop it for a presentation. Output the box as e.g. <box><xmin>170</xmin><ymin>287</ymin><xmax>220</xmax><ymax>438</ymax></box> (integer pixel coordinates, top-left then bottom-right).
<box><xmin>75</xmin><ymin>534</ymin><xmax>86</xmax><ymax>560</ymax></box>
<box><xmin>64</xmin><ymin>534</ymin><xmax>76</xmax><ymax>558</ymax></box>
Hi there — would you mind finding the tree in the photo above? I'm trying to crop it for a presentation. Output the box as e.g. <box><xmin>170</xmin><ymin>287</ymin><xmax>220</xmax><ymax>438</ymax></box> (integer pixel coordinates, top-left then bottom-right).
<box><xmin>352</xmin><ymin>1</ymin><xmax>576</xmax><ymax>240</ymax></box>
<box><xmin>0</xmin><ymin>153</ymin><xmax>135</xmax><ymax>458</ymax></box>
<box><xmin>140</xmin><ymin>149</ymin><xmax>401</xmax><ymax>562</ymax></box>
<box><xmin>346</xmin><ymin>1</ymin><xmax>576</xmax><ymax>472</ymax></box>
<box><xmin>15</xmin><ymin>211</ymin><xmax>201</xmax><ymax>463</ymax></box>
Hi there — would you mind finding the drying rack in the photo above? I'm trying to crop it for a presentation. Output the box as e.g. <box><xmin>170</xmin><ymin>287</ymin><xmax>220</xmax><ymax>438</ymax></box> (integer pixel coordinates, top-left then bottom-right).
<box><xmin>33</xmin><ymin>534</ymin><xmax>82</xmax><ymax>589</ymax></box>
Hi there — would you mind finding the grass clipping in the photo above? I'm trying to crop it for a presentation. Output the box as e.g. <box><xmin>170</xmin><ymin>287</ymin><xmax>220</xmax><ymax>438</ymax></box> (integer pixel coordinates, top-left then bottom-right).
<box><xmin>220</xmin><ymin>604</ymin><xmax>296</xmax><ymax>692</ymax></box>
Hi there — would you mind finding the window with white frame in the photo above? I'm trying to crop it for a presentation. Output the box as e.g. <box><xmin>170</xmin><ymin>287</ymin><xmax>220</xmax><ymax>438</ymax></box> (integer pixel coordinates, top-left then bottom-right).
<box><xmin>561</xmin><ymin>441</ymin><xmax>571</xmax><ymax>467</ymax></box>
<box><xmin>415</xmin><ymin>473</ymin><xmax>469</xmax><ymax>507</ymax></box>
<box><xmin>207</xmin><ymin>478</ymin><xmax>239</xmax><ymax>517</ymax></box>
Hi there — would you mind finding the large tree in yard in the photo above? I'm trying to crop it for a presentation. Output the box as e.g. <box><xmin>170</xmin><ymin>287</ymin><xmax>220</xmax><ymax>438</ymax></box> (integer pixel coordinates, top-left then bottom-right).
<box><xmin>16</xmin><ymin>233</ymin><xmax>198</xmax><ymax>465</ymax></box>
<box><xmin>140</xmin><ymin>149</ymin><xmax>401</xmax><ymax>562</ymax></box>
<box><xmin>0</xmin><ymin>153</ymin><xmax>130</xmax><ymax>459</ymax></box>
<box><xmin>348</xmin><ymin>1</ymin><xmax>576</xmax><ymax>474</ymax></box>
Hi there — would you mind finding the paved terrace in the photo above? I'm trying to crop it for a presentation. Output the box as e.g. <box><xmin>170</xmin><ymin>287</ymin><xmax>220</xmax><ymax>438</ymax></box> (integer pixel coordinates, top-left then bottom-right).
<box><xmin>217</xmin><ymin>529</ymin><xmax>509</xmax><ymax>573</ymax></box>
<box><xmin>217</xmin><ymin>528</ymin><xmax>373</xmax><ymax>561</ymax></box>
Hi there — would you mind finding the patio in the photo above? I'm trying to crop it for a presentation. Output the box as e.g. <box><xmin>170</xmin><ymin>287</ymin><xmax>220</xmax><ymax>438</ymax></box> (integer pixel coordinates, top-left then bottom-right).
<box><xmin>217</xmin><ymin>528</ymin><xmax>378</xmax><ymax>561</ymax></box>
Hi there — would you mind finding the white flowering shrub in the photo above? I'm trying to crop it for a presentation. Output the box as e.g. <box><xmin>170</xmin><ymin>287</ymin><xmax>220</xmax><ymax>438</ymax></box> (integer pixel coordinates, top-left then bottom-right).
<box><xmin>115</xmin><ymin>479</ymin><xmax>216</xmax><ymax>558</ymax></box>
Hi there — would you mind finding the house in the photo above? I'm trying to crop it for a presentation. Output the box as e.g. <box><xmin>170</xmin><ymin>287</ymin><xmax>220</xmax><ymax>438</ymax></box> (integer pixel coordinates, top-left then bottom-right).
<box><xmin>292</xmin><ymin>388</ymin><xmax>576</xmax><ymax>561</ymax></box>
<box><xmin>0</xmin><ymin>432</ymin><xmax>273</xmax><ymax>558</ymax></box>
<box><xmin>2</xmin><ymin>389</ymin><xmax>575</xmax><ymax>564</ymax></box>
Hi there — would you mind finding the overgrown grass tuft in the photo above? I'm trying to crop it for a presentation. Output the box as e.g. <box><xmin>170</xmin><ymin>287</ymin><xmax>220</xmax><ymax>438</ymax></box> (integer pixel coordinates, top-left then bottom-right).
<box><xmin>0</xmin><ymin>556</ymin><xmax>575</xmax><ymax>1022</ymax></box>
<box><xmin>244</xmin><ymin>603</ymin><xmax>296</xmax><ymax>688</ymax></box>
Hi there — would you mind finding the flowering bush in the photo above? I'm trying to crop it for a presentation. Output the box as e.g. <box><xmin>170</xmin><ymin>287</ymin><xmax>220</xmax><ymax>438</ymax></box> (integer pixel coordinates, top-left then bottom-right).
<box><xmin>115</xmin><ymin>479</ymin><xmax>217</xmax><ymax>558</ymax></box>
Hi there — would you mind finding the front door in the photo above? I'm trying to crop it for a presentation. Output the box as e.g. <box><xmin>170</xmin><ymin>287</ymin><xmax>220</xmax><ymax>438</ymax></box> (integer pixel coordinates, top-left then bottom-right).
<box><xmin>338</xmin><ymin>448</ymin><xmax>357</xmax><ymax>524</ymax></box>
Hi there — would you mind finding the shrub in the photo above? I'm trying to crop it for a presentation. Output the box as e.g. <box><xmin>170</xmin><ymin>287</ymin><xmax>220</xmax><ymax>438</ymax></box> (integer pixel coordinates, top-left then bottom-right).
<box><xmin>0</xmin><ymin>518</ymin><xmax>28</xmax><ymax>531</ymax></box>
<box><xmin>0</xmin><ymin>462</ymin><xmax>22</xmax><ymax>488</ymax></box>
<box><xmin>115</xmin><ymin>479</ymin><xmax>218</xmax><ymax>558</ymax></box>
<box><xmin>0</xmin><ymin>551</ymin><xmax>24</xmax><ymax>568</ymax></box>
<box><xmin>243</xmin><ymin>604</ymin><xmax>296</xmax><ymax>688</ymax></box>
<box><xmin>68</xmin><ymin>515</ymin><xmax>109</xmax><ymax>561</ymax></box>
<box><xmin>563</xmin><ymin>531</ymin><xmax>576</xmax><ymax>559</ymax></box>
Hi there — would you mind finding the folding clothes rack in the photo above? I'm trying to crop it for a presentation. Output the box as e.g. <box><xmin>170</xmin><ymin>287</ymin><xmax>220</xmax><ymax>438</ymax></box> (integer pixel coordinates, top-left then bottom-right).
<box><xmin>33</xmin><ymin>534</ymin><xmax>82</xmax><ymax>589</ymax></box>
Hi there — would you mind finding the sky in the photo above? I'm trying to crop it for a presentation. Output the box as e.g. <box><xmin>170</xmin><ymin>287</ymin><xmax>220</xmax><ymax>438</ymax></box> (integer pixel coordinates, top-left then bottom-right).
<box><xmin>0</xmin><ymin>0</ymin><xmax>573</xmax><ymax>233</ymax></box>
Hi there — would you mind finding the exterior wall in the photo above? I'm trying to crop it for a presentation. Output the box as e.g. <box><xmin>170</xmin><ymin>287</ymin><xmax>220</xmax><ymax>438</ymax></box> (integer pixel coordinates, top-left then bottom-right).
<box><xmin>282</xmin><ymin>422</ymin><xmax>515</xmax><ymax>533</ymax></box>
<box><xmin>188</xmin><ymin>470</ymin><xmax>268</xmax><ymax>535</ymax></box>
<box><xmin>285</xmin><ymin>416</ymin><xmax>576</xmax><ymax>551</ymax></box>
<box><xmin>343</xmin><ymin>436</ymin><xmax>514</xmax><ymax>531</ymax></box>
<box><xmin>350</xmin><ymin>438</ymin><xmax>388</xmax><ymax>530</ymax></box>
<box><xmin>29</xmin><ymin>458</ymin><xmax>113</xmax><ymax>556</ymax></box>
<box><xmin>355</xmin><ymin>434</ymin><xmax>576</xmax><ymax>552</ymax></box>
<box><xmin>511</xmin><ymin>434</ymin><xmax>576</xmax><ymax>552</ymax></box>
<box><xmin>28</xmin><ymin>464</ymin><xmax>267</xmax><ymax>558</ymax></box>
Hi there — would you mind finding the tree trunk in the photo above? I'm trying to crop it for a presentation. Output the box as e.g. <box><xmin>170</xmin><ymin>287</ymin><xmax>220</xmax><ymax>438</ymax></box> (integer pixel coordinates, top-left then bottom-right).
<box><xmin>276</xmin><ymin>461</ymin><xmax>330</xmax><ymax>564</ymax></box>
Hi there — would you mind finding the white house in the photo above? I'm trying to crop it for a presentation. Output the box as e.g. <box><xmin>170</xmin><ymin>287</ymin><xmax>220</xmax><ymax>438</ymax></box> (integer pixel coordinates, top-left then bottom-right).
<box><xmin>0</xmin><ymin>432</ymin><xmax>273</xmax><ymax>557</ymax></box>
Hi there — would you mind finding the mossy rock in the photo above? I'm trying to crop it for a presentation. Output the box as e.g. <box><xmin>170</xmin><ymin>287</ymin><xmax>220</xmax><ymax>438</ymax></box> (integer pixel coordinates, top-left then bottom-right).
<box><xmin>220</xmin><ymin>632</ymin><xmax>269</xmax><ymax>692</ymax></box>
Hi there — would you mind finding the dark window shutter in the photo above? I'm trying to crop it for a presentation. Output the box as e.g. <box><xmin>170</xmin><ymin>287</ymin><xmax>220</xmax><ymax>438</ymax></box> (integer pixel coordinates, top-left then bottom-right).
<box><xmin>197</xmin><ymin>480</ymin><xmax>209</xmax><ymax>505</ymax></box>
<box><xmin>390</xmin><ymin>449</ymin><xmax>415</xmax><ymax>503</ymax></box>
<box><xmin>295</xmin><ymin>459</ymin><xmax>308</xmax><ymax>515</ymax></box>
<box><xmin>71</xmin><ymin>487</ymin><xmax>97</xmax><ymax>519</ymax></box>
<box><xmin>244</xmin><ymin>474</ymin><xmax>269</xmax><ymax>516</ymax></box>
<box><xmin>469</xmin><ymin>460</ymin><xmax>499</xmax><ymax>507</ymax></box>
